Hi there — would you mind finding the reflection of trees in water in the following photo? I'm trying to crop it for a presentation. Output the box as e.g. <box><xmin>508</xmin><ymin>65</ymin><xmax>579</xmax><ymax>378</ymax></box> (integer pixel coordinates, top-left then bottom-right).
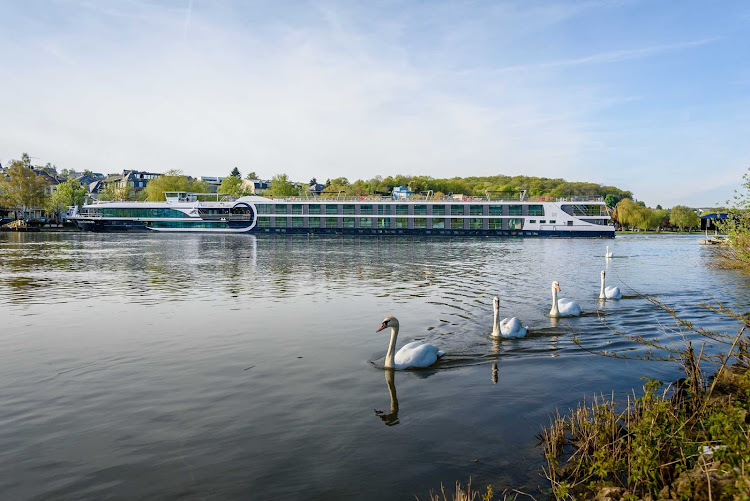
<box><xmin>374</xmin><ymin>369</ymin><xmax>399</xmax><ymax>426</ymax></box>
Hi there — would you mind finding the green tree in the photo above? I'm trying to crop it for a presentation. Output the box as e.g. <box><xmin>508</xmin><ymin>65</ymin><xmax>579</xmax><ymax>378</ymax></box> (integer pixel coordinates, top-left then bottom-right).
<box><xmin>269</xmin><ymin>174</ymin><xmax>298</xmax><ymax>197</ymax></box>
<box><xmin>218</xmin><ymin>176</ymin><xmax>252</xmax><ymax>197</ymax></box>
<box><xmin>604</xmin><ymin>193</ymin><xmax>620</xmax><ymax>208</ymax></box>
<box><xmin>670</xmin><ymin>205</ymin><xmax>700</xmax><ymax>231</ymax></box>
<box><xmin>98</xmin><ymin>183</ymin><xmax>128</xmax><ymax>201</ymax></box>
<box><xmin>46</xmin><ymin>178</ymin><xmax>87</xmax><ymax>220</ymax></box>
<box><xmin>142</xmin><ymin>170</ymin><xmax>207</xmax><ymax>201</ymax></box>
<box><xmin>230</xmin><ymin>167</ymin><xmax>241</xmax><ymax>178</ymax></box>
<box><xmin>245</xmin><ymin>172</ymin><xmax>258</xmax><ymax>180</ymax></box>
<box><xmin>0</xmin><ymin>159</ymin><xmax>47</xmax><ymax>215</ymax></box>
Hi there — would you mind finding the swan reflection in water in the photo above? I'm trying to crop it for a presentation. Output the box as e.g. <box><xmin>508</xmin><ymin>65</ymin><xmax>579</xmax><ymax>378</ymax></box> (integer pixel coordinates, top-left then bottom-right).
<box><xmin>491</xmin><ymin>362</ymin><xmax>498</xmax><ymax>384</ymax></box>
<box><xmin>374</xmin><ymin>369</ymin><xmax>399</xmax><ymax>426</ymax></box>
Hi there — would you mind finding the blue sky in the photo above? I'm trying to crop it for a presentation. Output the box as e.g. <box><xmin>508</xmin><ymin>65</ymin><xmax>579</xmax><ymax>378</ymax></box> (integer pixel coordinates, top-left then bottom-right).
<box><xmin>0</xmin><ymin>0</ymin><xmax>748</xmax><ymax>207</ymax></box>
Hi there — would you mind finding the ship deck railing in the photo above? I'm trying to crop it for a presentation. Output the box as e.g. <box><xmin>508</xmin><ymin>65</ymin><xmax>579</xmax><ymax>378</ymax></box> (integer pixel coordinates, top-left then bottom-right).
<box><xmin>262</xmin><ymin>195</ymin><xmax>605</xmax><ymax>203</ymax></box>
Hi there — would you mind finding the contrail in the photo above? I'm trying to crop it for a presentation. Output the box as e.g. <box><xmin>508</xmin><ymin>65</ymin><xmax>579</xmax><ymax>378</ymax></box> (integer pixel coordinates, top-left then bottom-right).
<box><xmin>183</xmin><ymin>0</ymin><xmax>194</xmax><ymax>41</ymax></box>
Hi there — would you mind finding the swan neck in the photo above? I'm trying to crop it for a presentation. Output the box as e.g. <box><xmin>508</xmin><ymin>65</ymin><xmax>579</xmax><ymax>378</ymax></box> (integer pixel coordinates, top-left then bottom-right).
<box><xmin>550</xmin><ymin>287</ymin><xmax>559</xmax><ymax>316</ymax></box>
<box><xmin>599</xmin><ymin>275</ymin><xmax>606</xmax><ymax>299</ymax></box>
<box><xmin>385</xmin><ymin>325</ymin><xmax>398</xmax><ymax>368</ymax></box>
<box><xmin>492</xmin><ymin>303</ymin><xmax>500</xmax><ymax>335</ymax></box>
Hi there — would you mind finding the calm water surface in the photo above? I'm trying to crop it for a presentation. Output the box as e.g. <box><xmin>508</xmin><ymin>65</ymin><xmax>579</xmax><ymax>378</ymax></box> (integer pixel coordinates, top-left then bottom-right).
<box><xmin>1</xmin><ymin>233</ymin><xmax>747</xmax><ymax>500</ymax></box>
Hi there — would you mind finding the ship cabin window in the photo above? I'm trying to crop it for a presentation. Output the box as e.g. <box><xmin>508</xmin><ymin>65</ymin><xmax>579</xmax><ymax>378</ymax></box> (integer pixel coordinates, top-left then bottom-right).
<box><xmin>342</xmin><ymin>205</ymin><xmax>355</xmax><ymax>215</ymax></box>
<box><xmin>257</xmin><ymin>217</ymin><xmax>271</xmax><ymax>227</ymax></box>
<box><xmin>451</xmin><ymin>218</ymin><xmax>464</xmax><ymax>229</ymax></box>
<box><xmin>509</xmin><ymin>218</ymin><xmax>523</xmax><ymax>230</ymax></box>
<box><xmin>360</xmin><ymin>205</ymin><xmax>373</xmax><ymax>215</ymax></box>
<box><xmin>275</xmin><ymin>204</ymin><xmax>287</xmax><ymax>214</ymax></box>
<box><xmin>325</xmin><ymin>205</ymin><xmax>338</xmax><ymax>215</ymax></box>
<box><xmin>360</xmin><ymin>218</ymin><xmax>372</xmax><ymax>228</ymax></box>
<box><xmin>508</xmin><ymin>205</ymin><xmax>522</xmax><ymax>216</ymax></box>
<box><xmin>309</xmin><ymin>217</ymin><xmax>321</xmax><ymax>227</ymax></box>
<box><xmin>529</xmin><ymin>220</ymin><xmax>537</xmax><ymax>224</ymax></box>
<box><xmin>377</xmin><ymin>205</ymin><xmax>390</xmax><ymax>215</ymax></box>
<box><xmin>561</xmin><ymin>204</ymin><xmax>602</xmax><ymax>217</ymax></box>
<box><xmin>567</xmin><ymin>221</ymin><xmax>573</xmax><ymax>226</ymax></box>
<box><xmin>395</xmin><ymin>205</ymin><xmax>408</xmax><ymax>215</ymax></box>
<box><xmin>432</xmin><ymin>205</ymin><xmax>446</xmax><ymax>216</ymax></box>
<box><xmin>377</xmin><ymin>217</ymin><xmax>390</xmax><ymax>228</ymax></box>
<box><xmin>540</xmin><ymin>220</ymin><xmax>546</xmax><ymax>224</ymax></box>
<box><xmin>257</xmin><ymin>205</ymin><xmax>271</xmax><ymax>214</ymax></box>
<box><xmin>290</xmin><ymin>205</ymin><xmax>303</xmax><ymax>215</ymax></box>
<box><xmin>309</xmin><ymin>205</ymin><xmax>321</xmax><ymax>215</ymax></box>
<box><xmin>470</xmin><ymin>218</ymin><xmax>483</xmax><ymax>229</ymax></box>
<box><xmin>469</xmin><ymin>205</ymin><xmax>483</xmax><ymax>216</ymax></box>
<box><xmin>325</xmin><ymin>217</ymin><xmax>338</xmax><ymax>228</ymax></box>
<box><xmin>414</xmin><ymin>205</ymin><xmax>427</xmax><ymax>215</ymax></box>
<box><xmin>450</xmin><ymin>205</ymin><xmax>464</xmax><ymax>215</ymax></box>
<box><xmin>528</xmin><ymin>205</ymin><xmax>544</xmax><ymax>216</ymax></box>
<box><xmin>343</xmin><ymin>217</ymin><xmax>355</xmax><ymax>228</ymax></box>
<box><xmin>432</xmin><ymin>218</ymin><xmax>446</xmax><ymax>229</ymax></box>
<box><xmin>489</xmin><ymin>205</ymin><xmax>503</xmax><ymax>216</ymax></box>
<box><xmin>549</xmin><ymin>220</ymin><xmax>556</xmax><ymax>224</ymax></box>
<box><xmin>395</xmin><ymin>218</ymin><xmax>408</xmax><ymax>229</ymax></box>
<box><xmin>291</xmin><ymin>217</ymin><xmax>304</xmax><ymax>227</ymax></box>
<box><xmin>489</xmin><ymin>219</ymin><xmax>502</xmax><ymax>229</ymax></box>
<box><xmin>414</xmin><ymin>218</ymin><xmax>426</xmax><ymax>229</ymax></box>
<box><xmin>274</xmin><ymin>217</ymin><xmax>288</xmax><ymax>227</ymax></box>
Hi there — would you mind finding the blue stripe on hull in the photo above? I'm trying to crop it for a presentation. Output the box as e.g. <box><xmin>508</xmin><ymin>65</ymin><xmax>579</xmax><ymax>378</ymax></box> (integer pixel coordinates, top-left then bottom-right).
<box><xmin>250</xmin><ymin>227</ymin><xmax>615</xmax><ymax>238</ymax></box>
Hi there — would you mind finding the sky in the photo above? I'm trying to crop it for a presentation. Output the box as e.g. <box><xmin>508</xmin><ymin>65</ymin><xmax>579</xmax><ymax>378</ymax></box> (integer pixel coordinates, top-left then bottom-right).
<box><xmin>0</xmin><ymin>0</ymin><xmax>748</xmax><ymax>207</ymax></box>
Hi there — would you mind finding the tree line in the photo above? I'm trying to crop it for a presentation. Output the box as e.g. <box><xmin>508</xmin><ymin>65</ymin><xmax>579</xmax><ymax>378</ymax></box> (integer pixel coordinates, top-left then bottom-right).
<box><xmin>613</xmin><ymin>198</ymin><xmax>701</xmax><ymax>231</ymax></box>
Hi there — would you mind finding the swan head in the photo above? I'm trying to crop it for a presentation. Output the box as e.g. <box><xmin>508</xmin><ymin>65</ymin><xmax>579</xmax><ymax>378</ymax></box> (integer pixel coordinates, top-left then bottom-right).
<box><xmin>601</xmin><ymin>270</ymin><xmax>606</xmax><ymax>278</ymax></box>
<box><xmin>552</xmin><ymin>281</ymin><xmax>561</xmax><ymax>291</ymax></box>
<box><xmin>493</xmin><ymin>296</ymin><xmax>499</xmax><ymax>310</ymax></box>
<box><xmin>376</xmin><ymin>316</ymin><xmax>399</xmax><ymax>332</ymax></box>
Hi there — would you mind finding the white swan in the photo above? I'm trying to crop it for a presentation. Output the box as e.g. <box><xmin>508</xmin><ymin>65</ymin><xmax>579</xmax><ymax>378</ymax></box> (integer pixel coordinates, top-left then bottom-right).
<box><xmin>549</xmin><ymin>281</ymin><xmax>581</xmax><ymax>317</ymax></box>
<box><xmin>599</xmin><ymin>270</ymin><xmax>622</xmax><ymax>299</ymax></box>
<box><xmin>605</xmin><ymin>246</ymin><xmax>613</xmax><ymax>258</ymax></box>
<box><xmin>491</xmin><ymin>296</ymin><xmax>528</xmax><ymax>338</ymax></box>
<box><xmin>376</xmin><ymin>317</ymin><xmax>444</xmax><ymax>369</ymax></box>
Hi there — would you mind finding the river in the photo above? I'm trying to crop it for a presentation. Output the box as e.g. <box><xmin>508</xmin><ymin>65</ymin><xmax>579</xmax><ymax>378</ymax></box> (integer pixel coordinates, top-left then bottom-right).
<box><xmin>0</xmin><ymin>232</ymin><xmax>746</xmax><ymax>500</ymax></box>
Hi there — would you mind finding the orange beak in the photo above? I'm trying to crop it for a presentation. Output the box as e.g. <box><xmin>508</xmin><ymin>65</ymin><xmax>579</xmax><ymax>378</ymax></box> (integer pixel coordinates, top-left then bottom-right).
<box><xmin>555</xmin><ymin>284</ymin><xmax>561</xmax><ymax>291</ymax></box>
<box><xmin>376</xmin><ymin>323</ymin><xmax>387</xmax><ymax>332</ymax></box>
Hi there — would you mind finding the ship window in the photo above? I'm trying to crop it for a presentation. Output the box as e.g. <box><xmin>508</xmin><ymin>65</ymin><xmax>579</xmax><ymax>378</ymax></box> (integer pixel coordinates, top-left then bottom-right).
<box><xmin>325</xmin><ymin>205</ymin><xmax>338</xmax><ymax>215</ymax></box>
<box><xmin>258</xmin><ymin>217</ymin><xmax>271</xmax><ymax>227</ymax></box>
<box><xmin>509</xmin><ymin>218</ymin><xmax>523</xmax><ymax>230</ymax></box>
<box><xmin>470</xmin><ymin>218</ymin><xmax>483</xmax><ymax>229</ymax></box>
<box><xmin>567</xmin><ymin>221</ymin><xmax>573</xmax><ymax>226</ymax></box>
<box><xmin>395</xmin><ymin>218</ymin><xmax>408</xmax><ymax>229</ymax></box>
<box><xmin>549</xmin><ymin>220</ymin><xmax>556</xmax><ymax>224</ymax></box>
<box><xmin>432</xmin><ymin>205</ymin><xmax>446</xmax><ymax>215</ymax></box>
<box><xmin>470</xmin><ymin>205</ymin><xmax>483</xmax><ymax>215</ymax></box>
<box><xmin>414</xmin><ymin>205</ymin><xmax>427</xmax><ymax>215</ymax></box>
<box><xmin>377</xmin><ymin>217</ymin><xmax>390</xmax><ymax>228</ymax></box>
<box><xmin>431</xmin><ymin>218</ymin><xmax>445</xmax><ymax>229</ymax></box>
<box><xmin>309</xmin><ymin>217</ymin><xmax>321</xmax><ymax>227</ymax></box>
<box><xmin>377</xmin><ymin>205</ymin><xmax>389</xmax><ymax>215</ymax></box>
<box><xmin>342</xmin><ymin>205</ymin><xmax>355</xmax><ymax>215</ymax></box>
<box><xmin>325</xmin><ymin>217</ymin><xmax>338</xmax><ymax>228</ymax></box>
<box><xmin>290</xmin><ymin>205</ymin><xmax>303</xmax><ymax>214</ymax></box>
<box><xmin>274</xmin><ymin>217</ymin><xmax>288</xmax><ymax>227</ymax></box>
<box><xmin>359</xmin><ymin>217</ymin><xmax>372</xmax><ymax>228</ymax></box>
<box><xmin>360</xmin><ymin>205</ymin><xmax>373</xmax><ymax>215</ymax></box>
<box><xmin>291</xmin><ymin>217</ymin><xmax>304</xmax><ymax>227</ymax></box>
<box><xmin>450</xmin><ymin>205</ymin><xmax>464</xmax><ymax>215</ymax></box>
<box><xmin>528</xmin><ymin>205</ymin><xmax>544</xmax><ymax>216</ymax></box>
<box><xmin>508</xmin><ymin>205</ymin><xmax>522</xmax><ymax>216</ymax></box>
<box><xmin>343</xmin><ymin>217</ymin><xmax>355</xmax><ymax>228</ymax></box>
<box><xmin>451</xmin><ymin>218</ymin><xmax>464</xmax><ymax>229</ymax></box>
<box><xmin>275</xmin><ymin>204</ymin><xmax>287</xmax><ymax>214</ymax></box>
<box><xmin>489</xmin><ymin>219</ymin><xmax>502</xmax><ymax>229</ymax></box>
<box><xmin>414</xmin><ymin>218</ymin><xmax>426</xmax><ymax>228</ymax></box>
<box><xmin>395</xmin><ymin>205</ymin><xmax>408</xmax><ymax>215</ymax></box>
<box><xmin>489</xmin><ymin>205</ymin><xmax>503</xmax><ymax>215</ymax></box>
<box><xmin>540</xmin><ymin>220</ymin><xmax>546</xmax><ymax>224</ymax></box>
<box><xmin>529</xmin><ymin>220</ymin><xmax>536</xmax><ymax>224</ymax></box>
<box><xmin>256</xmin><ymin>204</ymin><xmax>271</xmax><ymax>214</ymax></box>
<box><xmin>308</xmin><ymin>205</ymin><xmax>321</xmax><ymax>215</ymax></box>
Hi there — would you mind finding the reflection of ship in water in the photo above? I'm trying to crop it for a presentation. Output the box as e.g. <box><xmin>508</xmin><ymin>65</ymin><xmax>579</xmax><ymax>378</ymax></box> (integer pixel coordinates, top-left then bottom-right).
<box><xmin>374</xmin><ymin>369</ymin><xmax>399</xmax><ymax>426</ymax></box>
